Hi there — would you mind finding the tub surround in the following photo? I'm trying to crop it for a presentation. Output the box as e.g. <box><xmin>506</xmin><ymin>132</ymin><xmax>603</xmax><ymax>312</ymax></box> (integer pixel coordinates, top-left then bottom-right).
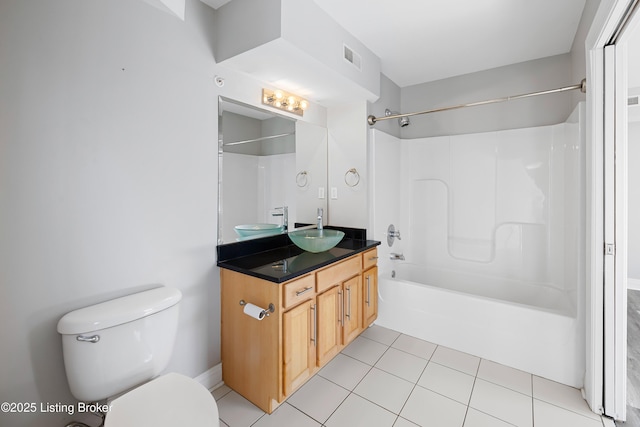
<box><xmin>217</xmin><ymin>226</ymin><xmax>379</xmax><ymax>282</ymax></box>
<box><xmin>370</xmin><ymin>104</ymin><xmax>586</xmax><ymax>390</ymax></box>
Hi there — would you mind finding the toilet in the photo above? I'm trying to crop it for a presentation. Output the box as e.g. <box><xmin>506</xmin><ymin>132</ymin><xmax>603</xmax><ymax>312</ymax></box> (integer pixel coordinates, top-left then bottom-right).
<box><xmin>57</xmin><ymin>287</ymin><xmax>219</xmax><ymax>426</ymax></box>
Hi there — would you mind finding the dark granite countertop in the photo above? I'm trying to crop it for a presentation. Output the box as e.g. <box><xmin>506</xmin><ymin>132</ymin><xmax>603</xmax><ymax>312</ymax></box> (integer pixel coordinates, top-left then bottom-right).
<box><xmin>217</xmin><ymin>227</ymin><xmax>380</xmax><ymax>283</ymax></box>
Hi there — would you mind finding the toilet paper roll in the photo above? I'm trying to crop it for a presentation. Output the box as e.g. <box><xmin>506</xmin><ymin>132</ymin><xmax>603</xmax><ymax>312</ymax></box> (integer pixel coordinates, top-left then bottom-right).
<box><xmin>243</xmin><ymin>303</ymin><xmax>266</xmax><ymax>320</ymax></box>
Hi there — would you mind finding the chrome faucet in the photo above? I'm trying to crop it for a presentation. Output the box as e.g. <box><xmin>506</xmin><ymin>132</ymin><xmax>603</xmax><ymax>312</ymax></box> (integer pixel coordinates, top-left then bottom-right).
<box><xmin>389</xmin><ymin>253</ymin><xmax>405</xmax><ymax>261</ymax></box>
<box><xmin>272</xmin><ymin>206</ymin><xmax>288</xmax><ymax>230</ymax></box>
<box><xmin>317</xmin><ymin>208</ymin><xmax>323</xmax><ymax>230</ymax></box>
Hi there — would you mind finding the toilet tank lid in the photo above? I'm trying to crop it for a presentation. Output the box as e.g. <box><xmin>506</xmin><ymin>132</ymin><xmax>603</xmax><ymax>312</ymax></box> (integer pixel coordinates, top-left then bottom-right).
<box><xmin>57</xmin><ymin>287</ymin><xmax>182</xmax><ymax>335</ymax></box>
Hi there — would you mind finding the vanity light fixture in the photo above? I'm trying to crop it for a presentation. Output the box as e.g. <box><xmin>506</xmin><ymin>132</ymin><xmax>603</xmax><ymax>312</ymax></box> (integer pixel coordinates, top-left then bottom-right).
<box><xmin>262</xmin><ymin>88</ymin><xmax>308</xmax><ymax>116</ymax></box>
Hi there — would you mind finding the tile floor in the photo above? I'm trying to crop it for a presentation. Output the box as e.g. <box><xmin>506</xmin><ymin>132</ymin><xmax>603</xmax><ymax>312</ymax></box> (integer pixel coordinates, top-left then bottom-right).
<box><xmin>212</xmin><ymin>325</ymin><xmax>607</xmax><ymax>427</ymax></box>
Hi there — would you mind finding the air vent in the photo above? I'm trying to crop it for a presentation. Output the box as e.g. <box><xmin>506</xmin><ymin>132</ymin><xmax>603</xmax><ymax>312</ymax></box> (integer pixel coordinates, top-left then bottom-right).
<box><xmin>343</xmin><ymin>44</ymin><xmax>361</xmax><ymax>71</ymax></box>
<box><xmin>629</xmin><ymin>96</ymin><xmax>639</xmax><ymax>106</ymax></box>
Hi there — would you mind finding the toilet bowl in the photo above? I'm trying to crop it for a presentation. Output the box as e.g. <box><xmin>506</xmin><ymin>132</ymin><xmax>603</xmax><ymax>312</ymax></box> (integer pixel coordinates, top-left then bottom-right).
<box><xmin>57</xmin><ymin>287</ymin><xmax>219</xmax><ymax>427</ymax></box>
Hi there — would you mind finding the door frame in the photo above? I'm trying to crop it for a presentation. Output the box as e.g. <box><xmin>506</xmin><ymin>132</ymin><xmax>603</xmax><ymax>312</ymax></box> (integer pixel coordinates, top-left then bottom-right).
<box><xmin>585</xmin><ymin>0</ymin><xmax>637</xmax><ymax>419</ymax></box>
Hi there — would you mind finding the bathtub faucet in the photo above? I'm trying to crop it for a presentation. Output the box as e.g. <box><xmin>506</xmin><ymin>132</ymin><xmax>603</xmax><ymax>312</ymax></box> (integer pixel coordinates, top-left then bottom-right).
<box><xmin>389</xmin><ymin>253</ymin><xmax>405</xmax><ymax>260</ymax></box>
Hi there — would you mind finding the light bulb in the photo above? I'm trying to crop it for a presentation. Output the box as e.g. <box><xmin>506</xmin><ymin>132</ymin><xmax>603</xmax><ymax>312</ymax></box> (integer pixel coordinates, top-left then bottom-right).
<box><xmin>275</xmin><ymin>91</ymin><xmax>283</xmax><ymax>100</ymax></box>
<box><xmin>299</xmin><ymin>100</ymin><xmax>308</xmax><ymax>110</ymax></box>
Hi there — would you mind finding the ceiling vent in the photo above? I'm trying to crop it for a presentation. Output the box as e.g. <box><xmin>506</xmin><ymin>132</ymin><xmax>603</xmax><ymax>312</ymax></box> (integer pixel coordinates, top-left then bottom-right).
<box><xmin>343</xmin><ymin>44</ymin><xmax>362</xmax><ymax>71</ymax></box>
<box><xmin>629</xmin><ymin>96</ymin><xmax>639</xmax><ymax>106</ymax></box>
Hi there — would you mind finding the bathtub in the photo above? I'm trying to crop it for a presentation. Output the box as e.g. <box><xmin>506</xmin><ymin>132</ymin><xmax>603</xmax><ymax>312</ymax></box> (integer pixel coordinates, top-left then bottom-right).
<box><xmin>375</xmin><ymin>263</ymin><xmax>584</xmax><ymax>388</ymax></box>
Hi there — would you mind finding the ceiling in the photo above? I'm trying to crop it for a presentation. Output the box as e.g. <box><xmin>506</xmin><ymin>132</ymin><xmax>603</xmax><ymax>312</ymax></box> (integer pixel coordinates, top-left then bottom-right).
<box><xmin>312</xmin><ymin>0</ymin><xmax>587</xmax><ymax>87</ymax></box>
<box><xmin>204</xmin><ymin>0</ymin><xmax>587</xmax><ymax>88</ymax></box>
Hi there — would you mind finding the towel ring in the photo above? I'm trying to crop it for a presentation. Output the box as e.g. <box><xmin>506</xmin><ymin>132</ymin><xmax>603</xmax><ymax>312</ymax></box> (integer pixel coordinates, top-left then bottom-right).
<box><xmin>344</xmin><ymin>168</ymin><xmax>360</xmax><ymax>187</ymax></box>
<box><xmin>296</xmin><ymin>171</ymin><xmax>309</xmax><ymax>187</ymax></box>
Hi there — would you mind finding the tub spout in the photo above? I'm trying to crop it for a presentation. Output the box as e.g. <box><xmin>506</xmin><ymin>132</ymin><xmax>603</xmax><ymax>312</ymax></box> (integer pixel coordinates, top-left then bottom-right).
<box><xmin>390</xmin><ymin>253</ymin><xmax>405</xmax><ymax>260</ymax></box>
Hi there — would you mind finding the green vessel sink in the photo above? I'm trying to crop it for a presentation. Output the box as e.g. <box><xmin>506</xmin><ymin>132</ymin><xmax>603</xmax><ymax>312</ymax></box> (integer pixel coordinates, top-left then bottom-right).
<box><xmin>234</xmin><ymin>223</ymin><xmax>284</xmax><ymax>238</ymax></box>
<box><xmin>288</xmin><ymin>229</ymin><xmax>345</xmax><ymax>253</ymax></box>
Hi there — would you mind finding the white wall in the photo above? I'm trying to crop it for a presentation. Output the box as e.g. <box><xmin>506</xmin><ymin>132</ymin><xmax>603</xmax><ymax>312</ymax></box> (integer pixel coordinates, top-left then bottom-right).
<box><xmin>327</xmin><ymin>102</ymin><xmax>369</xmax><ymax>227</ymax></box>
<box><xmin>570</xmin><ymin>0</ymin><xmax>601</xmax><ymax>105</ymax></box>
<box><xmin>0</xmin><ymin>2</ymin><xmax>333</xmax><ymax>424</ymax></box>
<box><xmin>0</xmin><ymin>1</ymin><xmax>220</xmax><ymax>426</ymax></box>
<box><xmin>367</xmin><ymin>74</ymin><xmax>402</xmax><ymax>139</ymax></box>
<box><xmin>295</xmin><ymin>121</ymin><xmax>328</xmax><ymax>225</ymax></box>
<box><xmin>399</xmin><ymin>54</ymin><xmax>575</xmax><ymax>139</ymax></box>
<box><xmin>221</xmin><ymin>153</ymin><xmax>260</xmax><ymax>240</ymax></box>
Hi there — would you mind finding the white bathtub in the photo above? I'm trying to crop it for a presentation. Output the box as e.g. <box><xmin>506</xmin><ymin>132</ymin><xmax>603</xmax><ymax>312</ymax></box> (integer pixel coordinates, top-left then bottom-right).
<box><xmin>375</xmin><ymin>263</ymin><xmax>584</xmax><ymax>388</ymax></box>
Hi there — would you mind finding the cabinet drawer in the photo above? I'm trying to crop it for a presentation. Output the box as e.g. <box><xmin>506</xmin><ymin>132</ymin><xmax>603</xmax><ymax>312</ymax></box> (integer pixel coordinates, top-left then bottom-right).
<box><xmin>316</xmin><ymin>256</ymin><xmax>361</xmax><ymax>293</ymax></box>
<box><xmin>362</xmin><ymin>248</ymin><xmax>378</xmax><ymax>270</ymax></box>
<box><xmin>283</xmin><ymin>274</ymin><xmax>315</xmax><ymax>309</ymax></box>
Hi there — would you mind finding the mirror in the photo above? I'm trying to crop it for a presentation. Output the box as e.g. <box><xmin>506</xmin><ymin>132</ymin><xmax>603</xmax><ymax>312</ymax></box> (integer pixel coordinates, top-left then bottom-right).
<box><xmin>218</xmin><ymin>96</ymin><xmax>328</xmax><ymax>244</ymax></box>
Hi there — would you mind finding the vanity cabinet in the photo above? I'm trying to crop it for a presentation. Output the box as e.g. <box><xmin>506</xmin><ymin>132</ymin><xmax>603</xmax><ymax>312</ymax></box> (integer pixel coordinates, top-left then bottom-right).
<box><xmin>315</xmin><ymin>255</ymin><xmax>362</xmax><ymax>365</ymax></box>
<box><xmin>342</xmin><ymin>275</ymin><xmax>362</xmax><ymax>346</ymax></box>
<box><xmin>362</xmin><ymin>248</ymin><xmax>378</xmax><ymax>326</ymax></box>
<box><xmin>220</xmin><ymin>249</ymin><xmax>378</xmax><ymax>414</ymax></box>
<box><xmin>282</xmin><ymin>299</ymin><xmax>314</xmax><ymax>395</ymax></box>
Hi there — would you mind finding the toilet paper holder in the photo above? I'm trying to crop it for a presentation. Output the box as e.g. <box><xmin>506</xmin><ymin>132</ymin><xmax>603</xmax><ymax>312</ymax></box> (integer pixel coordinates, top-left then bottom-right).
<box><xmin>239</xmin><ymin>300</ymin><xmax>275</xmax><ymax>317</ymax></box>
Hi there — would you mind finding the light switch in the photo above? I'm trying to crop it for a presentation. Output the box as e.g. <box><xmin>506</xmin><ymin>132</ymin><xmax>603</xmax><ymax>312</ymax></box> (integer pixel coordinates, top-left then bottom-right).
<box><xmin>318</xmin><ymin>187</ymin><xmax>325</xmax><ymax>199</ymax></box>
<box><xmin>331</xmin><ymin>187</ymin><xmax>338</xmax><ymax>199</ymax></box>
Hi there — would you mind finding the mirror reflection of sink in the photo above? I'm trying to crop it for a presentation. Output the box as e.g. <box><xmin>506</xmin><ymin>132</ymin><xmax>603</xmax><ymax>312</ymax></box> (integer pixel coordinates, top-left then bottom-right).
<box><xmin>288</xmin><ymin>229</ymin><xmax>345</xmax><ymax>253</ymax></box>
<box><xmin>234</xmin><ymin>224</ymin><xmax>284</xmax><ymax>239</ymax></box>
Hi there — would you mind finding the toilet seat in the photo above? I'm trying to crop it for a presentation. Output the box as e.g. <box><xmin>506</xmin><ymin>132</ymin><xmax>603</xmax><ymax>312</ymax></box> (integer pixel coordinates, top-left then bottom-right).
<box><xmin>104</xmin><ymin>373</ymin><xmax>219</xmax><ymax>427</ymax></box>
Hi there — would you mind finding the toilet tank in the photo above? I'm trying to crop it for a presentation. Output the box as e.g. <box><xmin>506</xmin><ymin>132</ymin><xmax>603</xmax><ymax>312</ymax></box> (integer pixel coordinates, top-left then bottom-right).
<box><xmin>57</xmin><ymin>287</ymin><xmax>182</xmax><ymax>402</ymax></box>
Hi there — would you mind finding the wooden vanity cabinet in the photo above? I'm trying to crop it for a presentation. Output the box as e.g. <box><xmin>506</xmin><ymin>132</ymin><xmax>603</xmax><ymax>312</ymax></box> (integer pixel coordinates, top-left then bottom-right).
<box><xmin>282</xmin><ymin>299</ymin><xmax>314</xmax><ymax>395</ymax></box>
<box><xmin>362</xmin><ymin>248</ymin><xmax>378</xmax><ymax>326</ymax></box>
<box><xmin>221</xmin><ymin>248</ymin><xmax>378</xmax><ymax>414</ymax></box>
<box><xmin>342</xmin><ymin>274</ymin><xmax>362</xmax><ymax>345</ymax></box>
<box><xmin>315</xmin><ymin>255</ymin><xmax>362</xmax><ymax>365</ymax></box>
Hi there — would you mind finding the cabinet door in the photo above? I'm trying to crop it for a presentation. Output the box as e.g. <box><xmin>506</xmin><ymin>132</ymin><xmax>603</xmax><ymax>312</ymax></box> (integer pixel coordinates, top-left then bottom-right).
<box><xmin>363</xmin><ymin>266</ymin><xmax>378</xmax><ymax>327</ymax></box>
<box><xmin>282</xmin><ymin>300</ymin><xmax>314</xmax><ymax>395</ymax></box>
<box><xmin>342</xmin><ymin>275</ymin><xmax>362</xmax><ymax>345</ymax></box>
<box><xmin>316</xmin><ymin>286</ymin><xmax>341</xmax><ymax>367</ymax></box>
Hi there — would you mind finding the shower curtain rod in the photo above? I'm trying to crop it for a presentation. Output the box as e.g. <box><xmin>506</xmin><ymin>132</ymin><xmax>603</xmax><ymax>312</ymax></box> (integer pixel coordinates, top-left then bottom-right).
<box><xmin>367</xmin><ymin>78</ymin><xmax>587</xmax><ymax>126</ymax></box>
<box><xmin>222</xmin><ymin>132</ymin><xmax>294</xmax><ymax>146</ymax></box>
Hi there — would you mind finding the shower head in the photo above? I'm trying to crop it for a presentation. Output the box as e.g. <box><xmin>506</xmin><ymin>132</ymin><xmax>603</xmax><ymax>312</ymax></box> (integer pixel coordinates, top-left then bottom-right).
<box><xmin>385</xmin><ymin>109</ymin><xmax>410</xmax><ymax>127</ymax></box>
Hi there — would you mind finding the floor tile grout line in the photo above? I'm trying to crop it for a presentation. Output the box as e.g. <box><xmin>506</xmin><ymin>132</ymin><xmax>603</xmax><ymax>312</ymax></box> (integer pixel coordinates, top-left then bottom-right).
<box><xmin>357</xmin><ymin>331</ymin><xmax>443</xmax><ymax>364</ymax></box>
<box><xmin>531</xmin><ymin>372</ymin><xmax>535</xmax><ymax>427</ymax></box>
<box><xmin>290</xmin><ymin>385</ymin><xmax>352</xmax><ymax>426</ymax></box>
<box><xmin>212</xmin><ymin>386</ymin><xmax>233</xmax><ymax>401</ymax></box>
<box><xmin>461</xmin><ymin>373</ymin><xmax>478</xmax><ymax>427</ymax></box>
<box><xmin>473</xmin><ymin>374</ymin><xmax>535</xmax><ymax>399</ymax></box>
<box><xmin>394</xmin><ymin>345</ymin><xmax>436</xmax><ymax>422</ymax></box>
<box><xmin>346</xmin><ymin>388</ymin><xmax>408</xmax><ymax>420</ymax></box>
<box><xmin>466</xmin><ymin>407</ymin><xmax>520</xmax><ymax>426</ymax></box>
<box><xmin>464</xmin><ymin>358</ymin><xmax>526</xmax><ymax>427</ymax></box>
<box><xmin>532</xmin><ymin>397</ymin><xmax>605</xmax><ymax>422</ymax></box>
<box><xmin>307</xmin><ymin>344</ymin><xmax>384</xmax><ymax>426</ymax></box>
<box><xmin>463</xmin><ymin>358</ymin><xmax>482</xmax><ymax>424</ymax></box>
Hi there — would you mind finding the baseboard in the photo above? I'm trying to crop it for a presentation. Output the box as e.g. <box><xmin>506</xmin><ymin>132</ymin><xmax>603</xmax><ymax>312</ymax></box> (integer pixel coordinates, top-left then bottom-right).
<box><xmin>194</xmin><ymin>363</ymin><xmax>223</xmax><ymax>391</ymax></box>
<box><xmin>629</xmin><ymin>278</ymin><xmax>640</xmax><ymax>291</ymax></box>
